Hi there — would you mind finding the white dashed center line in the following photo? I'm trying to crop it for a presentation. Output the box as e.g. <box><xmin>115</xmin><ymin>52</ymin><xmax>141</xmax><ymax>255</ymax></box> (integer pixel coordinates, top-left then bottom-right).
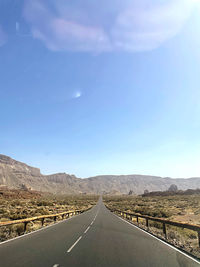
<box><xmin>67</xmin><ymin>236</ymin><xmax>82</xmax><ymax>253</ymax></box>
<box><xmin>84</xmin><ymin>226</ymin><xmax>90</xmax><ymax>234</ymax></box>
<box><xmin>67</xmin><ymin>209</ymin><xmax>99</xmax><ymax>253</ymax></box>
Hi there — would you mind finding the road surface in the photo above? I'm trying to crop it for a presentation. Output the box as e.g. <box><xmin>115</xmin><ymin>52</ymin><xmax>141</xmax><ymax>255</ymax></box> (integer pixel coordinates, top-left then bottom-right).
<box><xmin>0</xmin><ymin>198</ymin><xmax>199</xmax><ymax>267</ymax></box>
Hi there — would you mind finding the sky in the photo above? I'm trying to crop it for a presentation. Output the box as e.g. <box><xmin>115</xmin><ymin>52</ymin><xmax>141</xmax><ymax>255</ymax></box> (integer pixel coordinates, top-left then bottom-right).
<box><xmin>1</xmin><ymin>0</ymin><xmax>200</xmax><ymax>178</ymax></box>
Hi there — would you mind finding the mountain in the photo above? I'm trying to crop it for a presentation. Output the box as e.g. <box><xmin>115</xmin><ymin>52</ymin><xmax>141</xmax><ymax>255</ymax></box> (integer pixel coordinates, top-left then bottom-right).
<box><xmin>82</xmin><ymin>175</ymin><xmax>200</xmax><ymax>195</ymax></box>
<box><xmin>0</xmin><ymin>154</ymin><xmax>82</xmax><ymax>194</ymax></box>
<box><xmin>1</xmin><ymin>154</ymin><xmax>200</xmax><ymax>195</ymax></box>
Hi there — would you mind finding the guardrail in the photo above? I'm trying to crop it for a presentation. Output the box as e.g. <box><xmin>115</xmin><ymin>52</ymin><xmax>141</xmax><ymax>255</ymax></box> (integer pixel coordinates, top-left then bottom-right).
<box><xmin>107</xmin><ymin>207</ymin><xmax>200</xmax><ymax>247</ymax></box>
<box><xmin>0</xmin><ymin>207</ymin><xmax>91</xmax><ymax>234</ymax></box>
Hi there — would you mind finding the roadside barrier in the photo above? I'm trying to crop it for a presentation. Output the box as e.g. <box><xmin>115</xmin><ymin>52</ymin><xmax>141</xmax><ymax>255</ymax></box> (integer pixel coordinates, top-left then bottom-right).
<box><xmin>0</xmin><ymin>207</ymin><xmax>91</xmax><ymax>235</ymax></box>
<box><xmin>107</xmin><ymin>207</ymin><xmax>200</xmax><ymax>247</ymax></box>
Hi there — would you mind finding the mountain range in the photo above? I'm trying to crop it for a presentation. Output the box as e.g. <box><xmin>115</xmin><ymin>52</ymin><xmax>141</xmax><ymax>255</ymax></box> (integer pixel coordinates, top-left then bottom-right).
<box><xmin>0</xmin><ymin>154</ymin><xmax>200</xmax><ymax>195</ymax></box>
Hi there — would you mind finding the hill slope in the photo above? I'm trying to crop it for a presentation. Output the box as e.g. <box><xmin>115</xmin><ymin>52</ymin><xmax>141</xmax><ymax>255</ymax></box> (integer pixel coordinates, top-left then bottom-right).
<box><xmin>0</xmin><ymin>155</ymin><xmax>82</xmax><ymax>194</ymax></box>
<box><xmin>0</xmin><ymin>154</ymin><xmax>200</xmax><ymax>194</ymax></box>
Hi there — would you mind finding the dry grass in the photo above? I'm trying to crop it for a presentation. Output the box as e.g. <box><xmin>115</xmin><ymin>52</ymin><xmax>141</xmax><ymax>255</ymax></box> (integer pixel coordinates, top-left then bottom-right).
<box><xmin>103</xmin><ymin>194</ymin><xmax>200</xmax><ymax>259</ymax></box>
<box><xmin>0</xmin><ymin>194</ymin><xmax>98</xmax><ymax>241</ymax></box>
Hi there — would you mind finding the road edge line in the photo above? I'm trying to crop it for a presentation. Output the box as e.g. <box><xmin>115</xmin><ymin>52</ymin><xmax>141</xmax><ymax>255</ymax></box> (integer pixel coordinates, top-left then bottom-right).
<box><xmin>0</xmin><ymin>210</ymin><xmax>90</xmax><ymax>246</ymax></box>
<box><xmin>112</xmin><ymin>213</ymin><xmax>200</xmax><ymax>265</ymax></box>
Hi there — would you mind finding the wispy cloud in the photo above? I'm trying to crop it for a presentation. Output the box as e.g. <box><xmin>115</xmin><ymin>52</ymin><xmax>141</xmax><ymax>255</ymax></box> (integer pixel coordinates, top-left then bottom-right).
<box><xmin>112</xmin><ymin>0</ymin><xmax>196</xmax><ymax>51</ymax></box>
<box><xmin>0</xmin><ymin>25</ymin><xmax>6</xmax><ymax>47</ymax></box>
<box><xmin>23</xmin><ymin>0</ymin><xmax>198</xmax><ymax>52</ymax></box>
<box><xmin>23</xmin><ymin>0</ymin><xmax>110</xmax><ymax>52</ymax></box>
<box><xmin>16</xmin><ymin>22</ymin><xmax>20</xmax><ymax>33</ymax></box>
<box><xmin>73</xmin><ymin>91</ymin><xmax>82</xmax><ymax>99</ymax></box>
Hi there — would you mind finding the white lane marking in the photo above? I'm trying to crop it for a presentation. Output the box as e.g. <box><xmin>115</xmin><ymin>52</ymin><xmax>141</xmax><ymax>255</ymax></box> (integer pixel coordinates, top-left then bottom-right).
<box><xmin>84</xmin><ymin>226</ymin><xmax>90</xmax><ymax>234</ymax></box>
<box><xmin>92</xmin><ymin>209</ymin><xmax>99</xmax><ymax>223</ymax></box>
<box><xmin>53</xmin><ymin>264</ymin><xmax>59</xmax><ymax>267</ymax></box>
<box><xmin>113</xmin><ymin>214</ymin><xmax>200</xmax><ymax>265</ymax></box>
<box><xmin>66</xmin><ymin>208</ymin><xmax>99</xmax><ymax>253</ymax></box>
<box><xmin>67</xmin><ymin>236</ymin><xmax>82</xmax><ymax>253</ymax></box>
<box><xmin>0</xmin><ymin>212</ymin><xmax>83</xmax><ymax>246</ymax></box>
<box><xmin>95</xmin><ymin>209</ymin><xmax>99</xmax><ymax>218</ymax></box>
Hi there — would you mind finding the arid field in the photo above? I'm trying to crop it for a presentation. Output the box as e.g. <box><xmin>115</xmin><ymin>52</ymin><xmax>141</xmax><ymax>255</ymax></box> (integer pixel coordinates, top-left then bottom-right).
<box><xmin>1</xmin><ymin>189</ymin><xmax>200</xmax><ymax>259</ymax></box>
<box><xmin>103</xmin><ymin>194</ymin><xmax>200</xmax><ymax>259</ymax></box>
<box><xmin>0</xmin><ymin>188</ymin><xmax>98</xmax><ymax>242</ymax></box>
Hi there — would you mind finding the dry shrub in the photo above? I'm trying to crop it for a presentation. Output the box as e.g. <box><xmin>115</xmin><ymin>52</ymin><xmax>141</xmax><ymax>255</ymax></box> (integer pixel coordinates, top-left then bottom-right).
<box><xmin>0</xmin><ymin>194</ymin><xmax>98</xmax><ymax>242</ymax></box>
<box><xmin>104</xmin><ymin>195</ymin><xmax>200</xmax><ymax>259</ymax></box>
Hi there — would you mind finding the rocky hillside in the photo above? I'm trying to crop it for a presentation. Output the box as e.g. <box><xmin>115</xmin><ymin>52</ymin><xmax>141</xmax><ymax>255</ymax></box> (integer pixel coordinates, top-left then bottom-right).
<box><xmin>1</xmin><ymin>154</ymin><xmax>200</xmax><ymax>195</ymax></box>
<box><xmin>83</xmin><ymin>175</ymin><xmax>200</xmax><ymax>195</ymax></box>
<box><xmin>0</xmin><ymin>155</ymin><xmax>82</xmax><ymax>194</ymax></box>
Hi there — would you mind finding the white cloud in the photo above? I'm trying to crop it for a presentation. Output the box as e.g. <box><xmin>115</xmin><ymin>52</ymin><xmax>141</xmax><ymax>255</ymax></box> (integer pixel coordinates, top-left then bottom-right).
<box><xmin>73</xmin><ymin>91</ymin><xmax>82</xmax><ymax>99</ymax></box>
<box><xmin>23</xmin><ymin>0</ymin><xmax>111</xmax><ymax>52</ymax></box>
<box><xmin>0</xmin><ymin>25</ymin><xmax>6</xmax><ymax>47</ymax></box>
<box><xmin>16</xmin><ymin>22</ymin><xmax>20</xmax><ymax>33</ymax></box>
<box><xmin>111</xmin><ymin>0</ymin><xmax>196</xmax><ymax>51</ymax></box>
<box><xmin>23</xmin><ymin>0</ymin><xmax>198</xmax><ymax>52</ymax></box>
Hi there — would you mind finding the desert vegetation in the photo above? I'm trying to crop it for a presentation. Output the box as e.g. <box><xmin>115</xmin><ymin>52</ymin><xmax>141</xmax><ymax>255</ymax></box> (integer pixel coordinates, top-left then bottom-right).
<box><xmin>0</xmin><ymin>188</ymin><xmax>98</xmax><ymax>242</ymax></box>
<box><xmin>104</xmin><ymin>194</ymin><xmax>200</xmax><ymax>259</ymax></box>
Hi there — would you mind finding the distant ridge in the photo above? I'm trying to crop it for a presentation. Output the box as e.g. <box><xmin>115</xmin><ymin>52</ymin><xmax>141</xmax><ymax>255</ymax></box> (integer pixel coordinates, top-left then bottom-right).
<box><xmin>0</xmin><ymin>154</ymin><xmax>200</xmax><ymax>195</ymax></box>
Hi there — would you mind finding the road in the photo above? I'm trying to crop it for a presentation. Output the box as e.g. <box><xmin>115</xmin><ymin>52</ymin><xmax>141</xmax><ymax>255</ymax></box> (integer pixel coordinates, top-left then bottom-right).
<box><xmin>0</xmin><ymin>198</ymin><xmax>199</xmax><ymax>267</ymax></box>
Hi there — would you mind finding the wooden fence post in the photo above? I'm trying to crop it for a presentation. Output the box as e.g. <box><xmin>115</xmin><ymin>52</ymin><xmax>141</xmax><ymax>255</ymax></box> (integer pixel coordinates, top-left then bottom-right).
<box><xmin>198</xmin><ymin>231</ymin><xmax>200</xmax><ymax>248</ymax></box>
<box><xmin>24</xmin><ymin>222</ymin><xmax>28</xmax><ymax>233</ymax></box>
<box><xmin>163</xmin><ymin>223</ymin><xmax>167</xmax><ymax>239</ymax></box>
<box><xmin>41</xmin><ymin>218</ymin><xmax>45</xmax><ymax>226</ymax></box>
<box><xmin>146</xmin><ymin>218</ymin><xmax>149</xmax><ymax>230</ymax></box>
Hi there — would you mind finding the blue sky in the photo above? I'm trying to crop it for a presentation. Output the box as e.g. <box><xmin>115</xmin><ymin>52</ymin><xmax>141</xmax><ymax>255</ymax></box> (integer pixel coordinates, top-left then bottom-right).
<box><xmin>1</xmin><ymin>0</ymin><xmax>200</xmax><ymax>178</ymax></box>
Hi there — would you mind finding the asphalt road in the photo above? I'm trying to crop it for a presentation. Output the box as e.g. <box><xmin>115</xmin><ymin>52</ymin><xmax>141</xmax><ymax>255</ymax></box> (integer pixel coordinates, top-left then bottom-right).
<box><xmin>0</xmin><ymin>198</ymin><xmax>199</xmax><ymax>267</ymax></box>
